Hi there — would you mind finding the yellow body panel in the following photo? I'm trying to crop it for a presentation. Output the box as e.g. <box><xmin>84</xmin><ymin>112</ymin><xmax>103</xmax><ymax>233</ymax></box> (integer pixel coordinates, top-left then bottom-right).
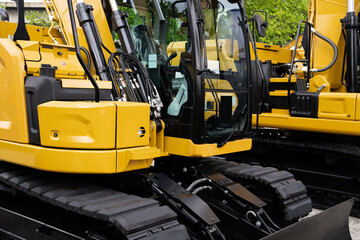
<box><xmin>1</xmin><ymin>0</ymin><xmax>116</xmax><ymax>79</ymax></box>
<box><xmin>0</xmin><ymin>21</ymin><xmax>17</xmax><ymax>39</ymax></box>
<box><xmin>168</xmin><ymin>39</ymin><xmax>238</xmax><ymax>68</ymax></box>
<box><xmin>253</xmin><ymin>92</ymin><xmax>360</xmax><ymax>135</ymax></box>
<box><xmin>38</xmin><ymin>101</ymin><xmax>116</xmax><ymax>149</ymax></box>
<box><xmin>0</xmin><ymin>21</ymin><xmax>63</xmax><ymax>43</ymax></box>
<box><xmin>270</xmin><ymin>78</ymin><xmax>296</xmax><ymax>83</ymax></box>
<box><xmin>167</xmin><ymin>42</ymin><xmax>186</xmax><ymax>66</ymax></box>
<box><xmin>0</xmin><ymin>139</ymin><xmax>168</xmax><ymax>173</ymax></box>
<box><xmin>269</xmin><ymin>90</ymin><xmax>294</xmax><ymax>97</ymax></box>
<box><xmin>356</xmin><ymin>97</ymin><xmax>360</xmax><ymax>121</ymax></box>
<box><xmin>318</xmin><ymin>93</ymin><xmax>357</xmax><ymax>120</ymax></box>
<box><xmin>115</xmin><ymin>102</ymin><xmax>150</xmax><ymax>149</ymax></box>
<box><xmin>149</xmin><ymin>120</ymin><xmax>167</xmax><ymax>155</ymax></box>
<box><xmin>164</xmin><ymin>137</ymin><xmax>252</xmax><ymax>157</ymax></box>
<box><xmin>308</xmin><ymin>75</ymin><xmax>331</xmax><ymax>93</ymax></box>
<box><xmin>0</xmin><ymin>39</ymin><xmax>28</xmax><ymax>143</ymax></box>
<box><xmin>61</xmin><ymin>79</ymin><xmax>112</xmax><ymax>89</ymax></box>
<box><xmin>251</xmin><ymin>0</ymin><xmax>360</xmax><ymax>136</ymax></box>
<box><xmin>252</xmin><ymin>43</ymin><xmax>294</xmax><ymax>64</ymax></box>
<box><xmin>17</xmin><ymin>40</ymin><xmax>85</xmax><ymax>78</ymax></box>
<box><xmin>0</xmin><ymin>139</ymin><xmax>116</xmax><ymax>173</ymax></box>
<box><xmin>117</xmin><ymin>146</ymin><xmax>162</xmax><ymax>172</ymax></box>
<box><xmin>309</xmin><ymin>0</ymin><xmax>360</xmax><ymax>90</ymax></box>
<box><xmin>116</xmin><ymin>119</ymin><xmax>167</xmax><ymax>172</ymax></box>
<box><xmin>50</xmin><ymin>0</ymin><xmax>116</xmax><ymax>60</ymax></box>
<box><xmin>251</xmin><ymin>91</ymin><xmax>360</xmax><ymax>134</ymax></box>
<box><xmin>253</xmin><ymin>112</ymin><xmax>360</xmax><ymax>136</ymax></box>
<box><xmin>0</xmin><ymin>1</ymin><xmax>251</xmax><ymax>175</ymax></box>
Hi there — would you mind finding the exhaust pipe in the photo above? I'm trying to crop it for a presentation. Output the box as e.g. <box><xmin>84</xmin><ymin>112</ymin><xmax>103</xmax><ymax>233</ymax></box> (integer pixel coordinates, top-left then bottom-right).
<box><xmin>261</xmin><ymin>198</ymin><xmax>354</xmax><ymax>240</ymax></box>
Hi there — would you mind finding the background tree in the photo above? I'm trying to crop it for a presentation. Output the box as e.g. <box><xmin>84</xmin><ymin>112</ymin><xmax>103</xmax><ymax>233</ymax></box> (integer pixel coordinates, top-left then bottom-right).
<box><xmin>245</xmin><ymin>0</ymin><xmax>309</xmax><ymax>45</ymax></box>
<box><xmin>25</xmin><ymin>10</ymin><xmax>51</xmax><ymax>27</ymax></box>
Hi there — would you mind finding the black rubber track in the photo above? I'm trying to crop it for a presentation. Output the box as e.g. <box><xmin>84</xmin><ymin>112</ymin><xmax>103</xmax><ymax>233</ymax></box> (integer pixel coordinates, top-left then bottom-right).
<box><xmin>247</xmin><ymin>133</ymin><xmax>360</xmax><ymax>217</ymax></box>
<box><xmin>0</xmin><ymin>162</ymin><xmax>190</xmax><ymax>240</ymax></box>
<box><xmin>199</xmin><ymin>158</ymin><xmax>312</xmax><ymax>224</ymax></box>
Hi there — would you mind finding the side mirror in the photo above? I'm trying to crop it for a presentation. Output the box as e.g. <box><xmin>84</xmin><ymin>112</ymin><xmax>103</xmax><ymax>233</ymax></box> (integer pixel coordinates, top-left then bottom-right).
<box><xmin>171</xmin><ymin>0</ymin><xmax>187</xmax><ymax>18</ymax></box>
<box><xmin>253</xmin><ymin>12</ymin><xmax>268</xmax><ymax>38</ymax></box>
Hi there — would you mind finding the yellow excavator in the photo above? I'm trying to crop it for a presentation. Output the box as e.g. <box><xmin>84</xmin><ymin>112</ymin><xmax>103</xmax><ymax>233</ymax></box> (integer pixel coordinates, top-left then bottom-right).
<box><xmin>0</xmin><ymin>0</ymin><xmax>354</xmax><ymax>239</ymax></box>
<box><xmin>227</xmin><ymin>0</ymin><xmax>360</xmax><ymax>218</ymax></box>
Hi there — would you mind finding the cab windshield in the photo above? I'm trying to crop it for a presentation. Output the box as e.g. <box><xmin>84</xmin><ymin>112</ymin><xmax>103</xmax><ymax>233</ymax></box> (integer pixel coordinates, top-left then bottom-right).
<box><xmin>201</xmin><ymin>0</ymin><xmax>249</xmax><ymax>138</ymax></box>
<box><xmin>116</xmin><ymin>0</ymin><xmax>250</xmax><ymax>141</ymax></box>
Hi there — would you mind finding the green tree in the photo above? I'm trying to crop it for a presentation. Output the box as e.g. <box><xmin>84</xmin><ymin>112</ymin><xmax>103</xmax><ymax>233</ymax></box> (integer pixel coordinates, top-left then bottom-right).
<box><xmin>25</xmin><ymin>10</ymin><xmax>51</xmax><ymax>27</ymax></box>
<box><xmin>118</xmin><ymin>0</ymin><xmax>188</xmax><ymax>45</ymax></box>
<box><xmin>245</xmin><ymin>0</ymin><xmax>308</xmax><ymax>45</ymax></box>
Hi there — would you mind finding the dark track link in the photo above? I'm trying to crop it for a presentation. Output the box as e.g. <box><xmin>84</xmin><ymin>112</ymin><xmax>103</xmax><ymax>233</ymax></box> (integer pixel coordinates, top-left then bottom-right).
<box><xmin>254</xmin><ymin>136</ymin><xmax>360</xmax><ymax>157</ymax></box>
<box><xmin>200</xmin><ymin>158</ymin><xmax>312</xmax><ymax>223</ymax></box>
<box><xmin>0</xmin><ymin>162</ymin><xmax>190</xmax><ymax>240</ymax></box>
<box><xmin>249</xmin><ymin>134</ymin><xmax>360</xmax><ymax>217</ymax></box>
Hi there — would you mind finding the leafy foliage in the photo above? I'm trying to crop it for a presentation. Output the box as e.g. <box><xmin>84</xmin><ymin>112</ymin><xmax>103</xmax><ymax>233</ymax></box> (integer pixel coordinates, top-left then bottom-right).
<box><xmin>158</xmin><ymin>0</ymin><xmax>188</xmax><ymax>44</ymax></box>
<box><xmin>25</xmin><ymin>10</ymin><xmax>51</xmax><ymax>27</ymax></box>
<box><xmin>118</xmin><ymin>0</ymin><xmax>188</xmax><ymax>45</ymax></box>
<box><xmin>244</xmin><ymin>0</ymin><xmax>309</xmax><ymax>45</ymax></box>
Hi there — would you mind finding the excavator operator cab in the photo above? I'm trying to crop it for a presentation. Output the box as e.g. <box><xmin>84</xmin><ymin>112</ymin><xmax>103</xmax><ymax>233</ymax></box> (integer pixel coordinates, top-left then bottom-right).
<box><xmin>114</xmin><ymin>0</ymin><xmax>251</xmax><ymax>145</ymax></box>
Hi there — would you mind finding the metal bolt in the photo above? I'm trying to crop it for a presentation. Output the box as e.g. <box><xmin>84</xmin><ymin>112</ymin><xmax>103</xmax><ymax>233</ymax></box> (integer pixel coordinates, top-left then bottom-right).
<box><xmin>211</xmin><ymin>218</ymin><xmax>215</xmax><ymax>223</ymax></box>
<box><xmin>53</xmin><ymin>132</ymin><xmax>58</xmax><ymax>137</ymax></box>
<box><xmin>183</xmin><ymin>167</ymin><xmax>188</xmax><ymax>173</ymax></box>
<box><xmin>255</xmin><ymin>221</ymin><xmax>262</xmax><ymax>228</ymax></box>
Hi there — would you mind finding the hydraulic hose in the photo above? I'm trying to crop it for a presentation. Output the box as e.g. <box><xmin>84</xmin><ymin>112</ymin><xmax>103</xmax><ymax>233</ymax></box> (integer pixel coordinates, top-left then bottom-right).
<box><xmin>310</xmin><ymin>27</ymin><xmax>338</xmax><ymax>73</ymax></box>
<box><xmin>186</xmin><ymin>178</ymin><xmax>208</xmax><ymax>192</ymax></box>
<box><xmin>79</xmin><ymin>46</ymin><xmax>91</xmax><ymax>70</ymax></box>
<box><xmin>192</xmin><ymin>186</ymin><xmax>212</xmax><ymax>195</ymax></box>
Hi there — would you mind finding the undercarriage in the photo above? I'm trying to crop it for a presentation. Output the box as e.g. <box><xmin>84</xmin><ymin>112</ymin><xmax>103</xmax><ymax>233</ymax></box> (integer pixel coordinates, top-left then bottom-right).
<box><xmin>230</xmin><ymin>130</ymin><xmax>360</xmax><ymax>217</ymax></box>
<box><xmin>0</xmin><ymin>158</ymin><xmax>353</xmax><ymax>240</ymax></box>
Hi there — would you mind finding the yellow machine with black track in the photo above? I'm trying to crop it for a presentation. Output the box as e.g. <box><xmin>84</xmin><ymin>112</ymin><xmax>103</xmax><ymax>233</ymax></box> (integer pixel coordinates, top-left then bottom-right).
<box><xmin>230</xmin><ymin>0</ymin><xmax>360</xmax><ymax>217</ymax></box>
<box><xmin>0</xmin><ymin>0</ymin><xmax>354</xmax><ymax>239</ymax></box>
